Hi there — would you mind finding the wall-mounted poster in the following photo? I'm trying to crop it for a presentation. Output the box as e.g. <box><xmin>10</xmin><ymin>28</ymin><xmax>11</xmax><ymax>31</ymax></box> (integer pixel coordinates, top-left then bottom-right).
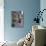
<box><xmin>11</xmin><ymin>11</ymin><xmax>24</xmax><ymax>28</ymax></box>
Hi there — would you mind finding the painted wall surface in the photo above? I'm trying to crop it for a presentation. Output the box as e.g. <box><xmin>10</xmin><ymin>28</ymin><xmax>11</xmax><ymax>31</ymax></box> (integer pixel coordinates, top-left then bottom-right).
<box><xmin>40</xmin><ymin>0</ymin><xmax>46</xmax><ymax>27</ymax></box>
<box><xmin>4</xmin><ymin>0</ymin><xmax>40</xmax><ymax>42</ymax></box>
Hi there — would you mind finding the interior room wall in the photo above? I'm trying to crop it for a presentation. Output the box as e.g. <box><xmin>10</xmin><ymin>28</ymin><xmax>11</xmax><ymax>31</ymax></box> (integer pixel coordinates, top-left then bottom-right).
<box><xmin>40</xmin><ymin>0</ymin><xmax>46</xmax><ymax>27</ymax></box>
<box><xmin>4</xmin><ymin>0</ymin><xmax>40</xmax><ymax>42</ymax></box>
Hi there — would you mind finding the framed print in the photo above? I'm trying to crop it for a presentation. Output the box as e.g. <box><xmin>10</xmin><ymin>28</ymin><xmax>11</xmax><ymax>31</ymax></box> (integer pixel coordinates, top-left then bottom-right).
<box><xmin>11</xmin><ymin>11</ymin><xmax>24</xmax><ymax>28</ymax></box>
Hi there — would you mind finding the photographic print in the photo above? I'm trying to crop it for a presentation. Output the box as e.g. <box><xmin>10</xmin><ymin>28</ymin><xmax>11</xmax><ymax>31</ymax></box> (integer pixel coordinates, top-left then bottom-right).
<box><xmin>11</xmin><ymin>11</ymin><xmax>24</xmax><ymax>28</ymax></box>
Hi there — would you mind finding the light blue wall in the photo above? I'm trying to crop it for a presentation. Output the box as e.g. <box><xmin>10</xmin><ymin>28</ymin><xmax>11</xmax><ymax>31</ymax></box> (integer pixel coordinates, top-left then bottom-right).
<box><xmin>40</xmin><ymin>0</ymin><xmax>46</xmax><ymax>27</ymax></box>
<box><xmin>4</xmin><ymin>0</ymin><xmax>40</xmax><ymax>42</ymax></box>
